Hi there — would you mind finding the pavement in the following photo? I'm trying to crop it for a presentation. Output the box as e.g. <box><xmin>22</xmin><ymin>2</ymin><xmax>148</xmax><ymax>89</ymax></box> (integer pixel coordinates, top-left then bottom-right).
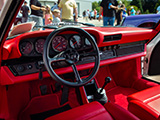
<box><xmin>143</xmin><ymin>75</ymin><xmax>160</xmax><ymax>83</ymax></box>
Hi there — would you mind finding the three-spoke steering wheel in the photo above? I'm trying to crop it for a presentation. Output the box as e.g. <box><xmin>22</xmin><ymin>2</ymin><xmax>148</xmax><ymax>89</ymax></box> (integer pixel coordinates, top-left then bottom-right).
<box><xmin>43</xmin><ymin>27</ymin><xmax>100</xmax><ymax>87</ymax></box>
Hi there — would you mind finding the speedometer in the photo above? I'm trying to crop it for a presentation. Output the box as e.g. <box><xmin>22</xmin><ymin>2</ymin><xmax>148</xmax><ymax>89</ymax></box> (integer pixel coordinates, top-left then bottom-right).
<box><xmin>20</xmin><ymin>41</ymin><xmax>33</xmax><ymax>55</ymax></box>
<box><xmin>35</xmin><ymin>38</ymin><xmax>45</xmax><ymax>54</ymax></box>
<box><xmin>52</xmin><ymin>36</ymin><xmax>67</xmax><ymax>52</ymax></box>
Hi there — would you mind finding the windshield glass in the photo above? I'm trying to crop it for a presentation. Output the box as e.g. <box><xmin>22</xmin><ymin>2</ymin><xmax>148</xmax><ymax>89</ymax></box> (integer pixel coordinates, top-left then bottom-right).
<box><xmin>1</xmin><ymin>0</ymin><xmax>160</xmax><ymax>38</ymax></box>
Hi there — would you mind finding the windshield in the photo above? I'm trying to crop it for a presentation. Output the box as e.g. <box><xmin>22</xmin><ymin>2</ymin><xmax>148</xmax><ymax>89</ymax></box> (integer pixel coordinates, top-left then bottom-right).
<box><xmin>1</xmin><ymin>0</ymin><xmax>160</xmax><ymax>38</ymax></box>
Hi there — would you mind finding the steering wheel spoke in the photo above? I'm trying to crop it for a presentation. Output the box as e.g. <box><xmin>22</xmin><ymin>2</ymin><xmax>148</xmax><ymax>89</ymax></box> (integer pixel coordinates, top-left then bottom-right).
<box><xmin>80</xmin><ymin>51</ymin><xmax>97</xmax><ymax>58</ymax></box>
<box><xmin>49</xmin><ymin>57</ymin><xmax>66</xmax><ymax>64</ymax></box>
<box><xmin>71</xmin><ymin>64</ymin><xmax>83</xmax><ymax>83</ymax></box>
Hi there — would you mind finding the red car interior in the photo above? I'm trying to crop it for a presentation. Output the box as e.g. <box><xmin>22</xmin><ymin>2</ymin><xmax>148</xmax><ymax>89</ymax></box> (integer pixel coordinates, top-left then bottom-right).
<box><xmin>0</xmin><ymin>25</ymin><xmax>160</xmax><ymax>120</ymax></box>
<box><xmin>128</xmin><ymin>85</ymin><xmax>160</xmax><ymax>120</ymax></box>
<box><xmin>95</xmin><ymin>58</ymin><xmax>158</xmax><ymax>109</ymax></box>
<box><xmin>46</xmin><ymin>101</ymin><xmax>139</xmax><ymax>120</ymax></box>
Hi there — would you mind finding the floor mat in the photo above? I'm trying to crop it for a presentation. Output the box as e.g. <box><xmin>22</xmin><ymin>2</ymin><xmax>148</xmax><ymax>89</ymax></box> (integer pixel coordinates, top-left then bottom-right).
<box><xmin>30</xmin><ymin>104</ymin><xmax>71</xmax><ymax>120</ymax></box>
<box><xmin>106</xmin><ymin>86</ymin><xmax>138</xmax><ymax>109</ymax></box>
<box><xmin>19</xmin><ymin>79</ymin><xmax>80</xmax><ymax>120</ymax></box>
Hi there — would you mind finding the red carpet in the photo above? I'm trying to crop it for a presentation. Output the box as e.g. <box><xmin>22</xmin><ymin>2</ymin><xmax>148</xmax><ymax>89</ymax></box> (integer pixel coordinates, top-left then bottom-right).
<box><xmin>95</xmin><ymin>58</ymin><xmax>158</xmax><ymax>110</ymax></box>
<box><xmin>106</xmin><ymin>86</ymin><xmax>138</xmax><ymax>109</ymax></box>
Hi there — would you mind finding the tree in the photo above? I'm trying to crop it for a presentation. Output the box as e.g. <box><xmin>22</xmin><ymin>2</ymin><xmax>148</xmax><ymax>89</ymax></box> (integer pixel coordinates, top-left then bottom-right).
<box><xmin>141</xmin><ymin>0</ymin><xmax>159</xmax><ymax>13</ymax></box>
<box><xmin>137</xmin><ymin>0</ymin><xmax>143</xmax><ymax>13</ymax></box>
<box><xmin>121</xmin><ymin>0</ymin><xmax>131</xmax><ymax>8</ymax></box>
<box><xmin>154</xmin><ymin>0</ymin><xmax>160</xmax><ymax>13</ymax></box>
<box><xmin>92</xmin><ymin>1</ymin><xmax>101</xmax><ymax>12</ymax></box>
<box><xmin>92</xmin><ymin>1</ymin><xmax>99</xmax><ymax>11</ymax></box>
<box><xmin>144</xmin><ymin>9</ymin><xmax>150</xmax><ymax>14</ymax></box>
<box><xmin>143</xmin><ymin>1</ymin><xmax>154</xmax><ymax>13</ymax></box>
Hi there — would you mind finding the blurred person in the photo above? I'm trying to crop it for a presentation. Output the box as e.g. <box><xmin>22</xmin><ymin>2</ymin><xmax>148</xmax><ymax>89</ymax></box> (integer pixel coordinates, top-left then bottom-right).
<box><xmin>99</xmin><ymin>0</ymin><xmax>118</xmax><ymax>26</ymax></box>
<box><xmin>30</xmin><ymin>0</ymin><xmax>46</xmax><ymax>30</ymax></box>
<box><xmin>118</xmin><ymin>1</ymin><xmax>122</xmax><ymax>8</ymax></box>
<box><xmin>89</xmin><ymin>10</ymin><xmax>94</xmax><ymax>20</ymax></box>
<box><xmin>137</xmin><ymin>10</ymin><xmax>141</xmax><ymax>15</ymax></box>
<box><xmin>51</xmin><ymin>0</ymin><xmax>61</xmax><ymax>18</ymax></box>
<box><xmin>94</xmin><ymin>9</ymin><xmax>97</xmax><ymax>19</ymax></box>
<box><xmin>122</xmin><ymin>4</ymin><xmax>127</xmax><ymax>17</ymax></box>
<box><xmin>85</xmin><ymin>9</ymin><xmax>90</xmax><ymax>21</ymax></box>
<box><xmin>20</xmin><ymin>1</ymin><xmax>30</xmax><ymax>23</ymax></box>
<box><xmin>44</xmin><ymin>5</ymin><xmax>53</xmax><ymax>25</ymax></box>
<box><xmin>51</xmin><ymin>2</ymin><xmax>56</xmax><ymax>10</ymax></box>
<box><xmin>116</xmin><ymin>1</ymin><xmax>122</xmax><ymax>22</ymax></box>
<box><xmin>130</xmin><ymin>6</ymin><xmax>136</xmax><ymax>15</ymax></box>
<box><xmin>157</xmin><ymin>5</ymin><xmax>160</xmax><ymax>14</ymax></box>
<box><xmin>52</xmin><ymin>9</ymin><xmax>61</xmax><ymax>23</ymax></box>
<box><xmin>117</xmin><ymin>3</ymin><xmax>125</xmax><ymax>25</ymax></box>
<box><xmin>127</xmin><ymin>8</ymin><xmax>131</xmax><ymax>16</ymax></box>
<box><xmin>59</xmin><ymin>0</ymin><xmax>78</xmax><ymax>22</ymax></box>
<box><xmin>82</xmin><ymin>10</ymin><xmax>86</xmax><ymax>19</ymax></box>
<box><xmin>73</xmin><ymin>12</ymin><xmax>76</xmax><ymax>22</ymax></box>
<box><xmin>116</xmin><ymin>1</ymin><xmax>122</xmax><ymax>25</ymax></box>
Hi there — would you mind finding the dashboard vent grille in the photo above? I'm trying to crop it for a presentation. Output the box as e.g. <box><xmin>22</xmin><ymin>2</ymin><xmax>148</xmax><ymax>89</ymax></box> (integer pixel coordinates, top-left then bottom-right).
<box><xmin>104</xmin><ymin>34</ymin><xmax>122</xmax><ymax>42</ymax></box>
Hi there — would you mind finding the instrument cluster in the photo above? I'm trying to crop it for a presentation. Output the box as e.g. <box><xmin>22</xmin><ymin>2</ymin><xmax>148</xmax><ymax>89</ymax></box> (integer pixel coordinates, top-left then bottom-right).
<box><xmin>19</xmin><ymin>34</ymin><xmax>96</xmax><ymax>56</ymax></box>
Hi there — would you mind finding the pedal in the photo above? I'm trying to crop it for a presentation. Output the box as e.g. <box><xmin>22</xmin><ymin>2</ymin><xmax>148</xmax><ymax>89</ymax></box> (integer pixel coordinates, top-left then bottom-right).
<box><xmin>40</xmin><ymin>85</ymin><xmax>48</xmax><ymax>95</ymax></box>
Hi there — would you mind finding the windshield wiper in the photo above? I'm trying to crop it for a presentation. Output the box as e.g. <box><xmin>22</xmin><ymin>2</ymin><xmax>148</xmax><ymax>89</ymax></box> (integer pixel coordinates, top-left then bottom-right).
<box><xmin>79</xmin><ymin>22</ymin><xmax>95</xmax><ymax>27</ymax></box>
<box><xmin>35</xmin><ymin>25</ymin><xmax>58</xmax><ymax>29</ymax></box>
<box><xmin>35</xmin><ymin>22</ymin><xmax>95</xmax><ymax>29</ymax></box>
<box><xmin>55</xmin><ymin>22</ymin><xmax>95</xmax><ymax>27</ymax></box>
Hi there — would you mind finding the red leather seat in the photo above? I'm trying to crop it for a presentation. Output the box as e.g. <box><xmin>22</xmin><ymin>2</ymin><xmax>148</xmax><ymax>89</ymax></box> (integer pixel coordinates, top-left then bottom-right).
<box><xmin>46</xmin><ymin>101</ymin><xmax>139</xmax><ymax>120</ymax></box>
<box><xmin>128</xmin><ymin>85</ymin><xmax>160</xmax><ymax>120</ymax></box>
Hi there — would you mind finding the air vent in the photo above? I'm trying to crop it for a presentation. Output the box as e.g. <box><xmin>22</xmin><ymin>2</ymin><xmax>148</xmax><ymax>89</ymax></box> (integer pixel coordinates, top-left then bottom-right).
<box><xmin>104</xmin><ymin>34</ymin><xmax>122</xmax><ymax>42</ymax></box>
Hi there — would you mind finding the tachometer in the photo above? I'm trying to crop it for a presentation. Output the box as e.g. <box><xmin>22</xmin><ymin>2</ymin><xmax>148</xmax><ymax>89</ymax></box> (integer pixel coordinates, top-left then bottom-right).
<box><xmin>20</xmin><ymin>41</ymin><xmax>33</xmax><ymax>55</ymax></box>
<box><xmin>70</xmin><ymin>35</ymin><xmax>82</xmax><ymax>49</ymax></box>
<box><xmin>52</xmin><ymin>36</ymin><xmax>67</xmax><ymax>52</ymax></box>
<box><xmin>35</xmin><ymin>38</ymin><xmax>45</xmax><ymax>54</ymax></box>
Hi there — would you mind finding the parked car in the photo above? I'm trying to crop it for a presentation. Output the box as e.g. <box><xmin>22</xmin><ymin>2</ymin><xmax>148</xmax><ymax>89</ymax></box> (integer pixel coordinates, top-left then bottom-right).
<box><xmin>121</xmin><ymin>14</ymin><xmax>160</xmax><ymax>28</ymax></box>
<box><xmin>0</xmin><ymin>1</ymin><xmax>160</xmax><ymax>120</ymax></box>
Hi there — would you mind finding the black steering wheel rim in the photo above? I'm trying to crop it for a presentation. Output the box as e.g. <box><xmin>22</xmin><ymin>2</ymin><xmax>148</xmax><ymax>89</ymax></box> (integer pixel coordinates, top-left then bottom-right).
<box><xmin>43</xmin><ymin>26</ymin><xmax>100</xmax><ymax>87</ymax></box>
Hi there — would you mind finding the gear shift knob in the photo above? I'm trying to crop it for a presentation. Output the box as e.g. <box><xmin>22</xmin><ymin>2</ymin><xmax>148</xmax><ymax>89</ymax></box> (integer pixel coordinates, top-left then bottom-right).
<box><xmin>100</xmin><ymin>77</ymin><xmax>112</xmax><ymax>93</ymax></box>
<box><xmin>105</xmin><ymin>77</ymin><xmax>112</xmax><ymax>83</ymax></box>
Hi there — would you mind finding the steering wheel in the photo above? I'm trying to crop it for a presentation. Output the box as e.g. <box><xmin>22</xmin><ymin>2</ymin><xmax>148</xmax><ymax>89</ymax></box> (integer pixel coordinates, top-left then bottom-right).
<box><xmin>43</xmin><ymin>27</ymin><xmax>100</xmax><ymax>87</ymax></box>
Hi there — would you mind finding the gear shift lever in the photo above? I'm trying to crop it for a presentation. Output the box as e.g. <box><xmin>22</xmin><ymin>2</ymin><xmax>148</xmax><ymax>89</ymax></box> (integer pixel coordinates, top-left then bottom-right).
<box><xmin>100</xmin><ymin>77</ymin><xmax>112</xmax><ymax>93</ymax></box>
<box><xmin>94</xmin><ymin>77</ymin><xmax>112</xmax><ymax>104</ymax></box>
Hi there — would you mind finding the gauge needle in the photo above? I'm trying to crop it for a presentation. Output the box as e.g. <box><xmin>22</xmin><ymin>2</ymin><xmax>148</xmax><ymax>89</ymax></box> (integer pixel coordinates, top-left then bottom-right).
<box><xmin>73</xmin><ymin>41</ymin><xmax>77</xmax><ymax>46</ymax></box>
<box><xmin>55</xmin><ymin>43</ymin><xmax>61</xmax><ymax>48</ymax></box>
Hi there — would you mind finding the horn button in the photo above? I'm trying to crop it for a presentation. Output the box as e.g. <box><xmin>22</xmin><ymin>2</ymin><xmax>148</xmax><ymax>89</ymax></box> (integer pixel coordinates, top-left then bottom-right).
<box><xmin>64</xmin><ymin>49</ymin><xmax>80</xmax><ymax>64</ymax></box>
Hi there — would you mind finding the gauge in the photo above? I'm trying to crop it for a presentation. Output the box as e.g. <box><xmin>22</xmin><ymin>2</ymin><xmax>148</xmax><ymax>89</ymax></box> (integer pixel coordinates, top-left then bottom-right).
<box><xmin>35</xmin><ymin>38</ymin><xmax>45</xmax><ymax>54</ymax></box>
<box><xmin>20</xmin><ymin>41</ymin><xmax>33</xmax><ymax>55</ymax></box>
<box><xmin>85</xmin><ymin>38</ymin><xmax>91</xmax><ymax>46</ymax></box>
<box><xmin>85</xmin><ymin>35</ymin><xmax>96</xmax><ymax>46</ymax></box>
<box><xmin>70</xmin><ymin>35</ymin><xmax>82</xmax><ymax>49</ymax></box>
<box><xmin>52</xmin><ymin>36</ymin><xmax>68</xmax><ymax>52</ymax></box>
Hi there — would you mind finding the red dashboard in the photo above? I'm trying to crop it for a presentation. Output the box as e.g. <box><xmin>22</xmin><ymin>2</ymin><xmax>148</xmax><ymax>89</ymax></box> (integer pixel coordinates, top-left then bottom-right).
<box><xmin>1</xmin><ymin>27</ymin><xmax>158</xmax><ymax>85</ymax></box>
